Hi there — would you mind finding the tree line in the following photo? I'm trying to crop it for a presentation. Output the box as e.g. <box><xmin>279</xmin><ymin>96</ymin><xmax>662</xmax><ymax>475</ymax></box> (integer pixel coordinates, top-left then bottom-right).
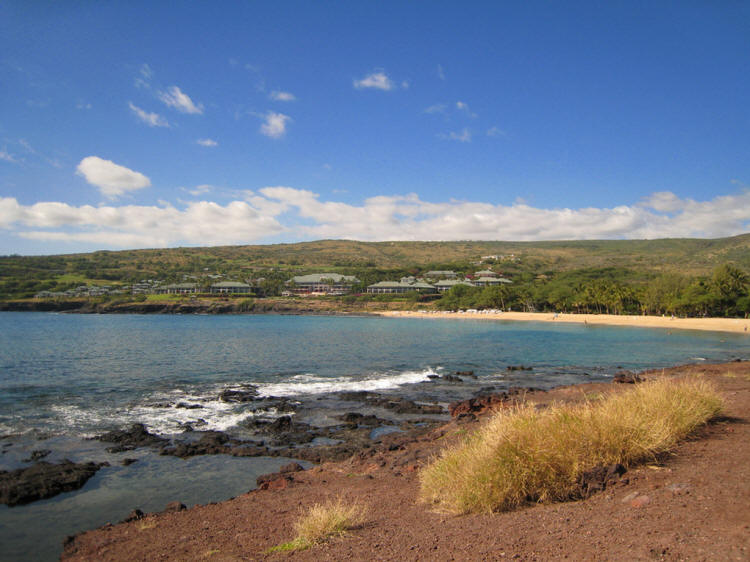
<box><xmin>436</xmin><ymin>264</ymin><xmax>750</xmax><ymax>318</ymax></box>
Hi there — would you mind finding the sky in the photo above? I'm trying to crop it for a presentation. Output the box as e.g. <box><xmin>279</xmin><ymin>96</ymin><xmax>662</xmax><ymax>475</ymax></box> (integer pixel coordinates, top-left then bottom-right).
<box><xmin>1</xmin><ymin>1</ymin><xmax>749</xmax><ymax>255</ymax></box>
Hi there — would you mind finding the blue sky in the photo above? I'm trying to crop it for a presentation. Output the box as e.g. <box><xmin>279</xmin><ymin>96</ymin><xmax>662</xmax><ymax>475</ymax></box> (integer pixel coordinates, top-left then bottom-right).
<box><xmin>1</xmin><ymin>1</ymin><xmax>749</xmax><ymax>254</ymax></box>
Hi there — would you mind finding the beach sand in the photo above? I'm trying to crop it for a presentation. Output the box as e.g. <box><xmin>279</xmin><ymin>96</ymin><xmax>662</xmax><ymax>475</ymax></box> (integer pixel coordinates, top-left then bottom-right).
<box><xmin>378</xmin><ymin>310</ymin><xmax>750</xmax><ymax>334</ymax></box>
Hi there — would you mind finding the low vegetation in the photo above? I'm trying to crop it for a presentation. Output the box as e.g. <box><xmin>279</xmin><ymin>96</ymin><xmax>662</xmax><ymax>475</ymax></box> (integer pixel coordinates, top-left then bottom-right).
<box><xmin>268</xmin><ymin>497</ymin><xmax>367</xmax><ymax>552</ymax></box>
<box><xmin>2</xmin><ymin>237</ymin><xmax>749</xmax><ymax>317</ymax></box>
<box><xmin>419</xmin><ymin>377</ymin><xmax>723</xmax><ymax>514</ymax></box>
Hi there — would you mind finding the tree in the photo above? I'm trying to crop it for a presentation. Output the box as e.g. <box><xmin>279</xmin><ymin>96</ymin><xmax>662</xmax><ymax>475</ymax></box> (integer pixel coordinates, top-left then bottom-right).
<box><xmin>711</xmin><ymin>264</ymin><xmax>749</xmax><ymax>316</ymax></box>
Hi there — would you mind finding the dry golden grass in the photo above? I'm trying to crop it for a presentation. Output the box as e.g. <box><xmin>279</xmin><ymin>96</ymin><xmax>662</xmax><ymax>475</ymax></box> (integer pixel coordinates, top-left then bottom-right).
<box><xmin>419</xmin><ymin>377</ymin><xmax>723</xmax><ymax>515</ymax></box>
<box><xmin>267</xmin><ymin>497</ymin><xmax>367</xmax><ymax>552</ymax></box>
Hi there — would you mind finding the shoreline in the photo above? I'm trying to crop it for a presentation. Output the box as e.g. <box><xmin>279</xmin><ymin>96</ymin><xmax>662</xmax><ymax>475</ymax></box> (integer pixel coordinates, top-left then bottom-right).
<box><xmin>61</xmin><ymin>360</ymin><xmax>750</xmax><ymax>560</ymax></box>
<box><xmin>377</xmin><ymin>310</ymin><xmax>750</xmax><ymax>335</ymax></box>
<box><xmin>2</xmin><ymin>301</ymin><xmax>749</xmax><ymax>335</ymax></box>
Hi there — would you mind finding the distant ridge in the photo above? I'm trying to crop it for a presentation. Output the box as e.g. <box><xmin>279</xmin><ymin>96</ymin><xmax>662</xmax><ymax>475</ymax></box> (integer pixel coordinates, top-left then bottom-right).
<box><xmin>26</xmin><ymin>233</ymin><xmax>750</xmax><ymax>272</ymax></box>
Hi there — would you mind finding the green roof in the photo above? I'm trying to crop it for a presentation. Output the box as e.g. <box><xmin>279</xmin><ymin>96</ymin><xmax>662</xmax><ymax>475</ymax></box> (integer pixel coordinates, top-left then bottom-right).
<box><xmin>368</xmin><ymin>281</ymin><xmax>435</xmax><ymax>289</ymax></box>
<box><xmin>290</xmin><ymin>273</ymin><xmax>359</xmax><ymax>283</ymax></box>
<box><xmin>211</xmin><ymin>281</ymin><xmax>250</xmax><ymax>288</ymax></box>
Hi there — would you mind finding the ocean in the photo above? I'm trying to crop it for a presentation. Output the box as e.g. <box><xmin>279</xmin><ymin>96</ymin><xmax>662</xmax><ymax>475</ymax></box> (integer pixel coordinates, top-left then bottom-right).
<box><xmin>1</xmin><ymin>311</ymin><xmax>748</xmax><ymax>560</ymax></box>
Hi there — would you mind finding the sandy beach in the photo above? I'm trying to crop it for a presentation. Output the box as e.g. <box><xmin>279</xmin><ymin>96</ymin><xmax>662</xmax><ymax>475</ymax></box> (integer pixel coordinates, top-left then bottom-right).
<box><xmin>378</xmin><ymin>310</ymin><xmax>750</xmax><ymax>335</ymax></box>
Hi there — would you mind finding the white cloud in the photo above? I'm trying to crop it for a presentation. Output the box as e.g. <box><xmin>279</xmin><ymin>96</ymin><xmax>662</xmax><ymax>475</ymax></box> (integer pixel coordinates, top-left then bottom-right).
<box><xmin>135</xmin><ymin>63</ymin><xmax>153</xmax><ymax>89</ymax></box>
<box><xmin>269</xmin><ymin>90</ymin><xmax>296</xmax><ymax>101</ymax></box>
<box><xmin>456</xmin><ymin>101</ymin><xmax>478</xmax><ymax>118</ymax></box>
<box><xmin>2</xmin><ymin>189</ymin><xmax>749</xmax><ymax>250</ymax></box>
<box><xmin>196</xmin><ymin>138</ymin><xmax>218</xmax><ymax>147</ymax></box>
<box><xmin>0</xmin><ymin>148</ymin><xmax>19</xmax><ymax>164</ymax></box>
<box><xmin>353</xmin><ymin>71</ymin><xmax>395</xmax><ymax>91</ymax></box>
<box><xmin>158</xmin><ymin>86</ymin><xmax>204</xmax><ymax>114</ymax></box>
<box><xmin>0</xmin><ymin>198</ymin><xmax>284</xmax><ymax>247</ymax></box>
<box><xmin>128</xmin><ymin>102</ymin><xmax>169</xmax><ymax>127</ymax></box>
<box><xmin>440</xmin><ymin>128</ymin><xmax>472</xmax><ymax>142</ymax></box>
<box><xmin>260</xmin><ymin>112</ymin><xmax>291</xmax><ymax>139</ymax></box>
<box><xmin>424</xmin><ymin>103</ymin><xmax>447</xmax><ymax>114</ymax></box>
<box><xmin>437</xmin><ymin>64</ymin><xmax>446</xmax><ymax>80</ymax></box>
<box><xmin>75</xmin><ymin>156</ymin><xmax>151</xmax><ymax>199</ymax></box>
<box><xmin>18</xmin><ymin>140</ymin><xmax>35</xmax><ymax>154</ymax></box>
<box><xmin>187</xmin><ymin>184</ymin><xmax>213</xmax><ymax>196</ymax></box>
<box><xmin>486</xmin><ymin>126</ymin><xmax>505</xmax><ymax>137</ymax></box>
<box><xmin>76</xmin><ymin>101</ymin><xmax>92</xmax><ymax>110</ymax></box>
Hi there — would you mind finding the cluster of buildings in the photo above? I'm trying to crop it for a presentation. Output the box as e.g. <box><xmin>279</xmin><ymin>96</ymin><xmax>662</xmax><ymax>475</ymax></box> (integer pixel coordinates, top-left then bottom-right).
<box><xmin>366</xmin><ymin>270</ymin><xmax>512</xmax><ymax>294</ymax></box>
<box><xmin>34</xmin><ymin>285</ymin><xmax>125</xmax><ymax>299</ymax></box>
<box><xmin>34</xmin><ymin>269</ymin><xmax>512</xmax><ymax>299</ymax></box>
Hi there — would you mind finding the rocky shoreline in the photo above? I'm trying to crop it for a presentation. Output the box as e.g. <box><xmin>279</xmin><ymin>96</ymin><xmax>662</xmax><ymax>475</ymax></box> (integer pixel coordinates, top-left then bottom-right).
<box><xmin>0</xmin><ymin>298</ymin><xmax>394</xmax><ymax>316</ymax></box>
<box><xmin>60</xmin><ymin>361</ymin><xmax>750</xmax><ymax>560</ymax></box>
<box><xmin>0</xmin><ymin>371</ymin><xmax>547</xmax><ymax>512</ymax></box>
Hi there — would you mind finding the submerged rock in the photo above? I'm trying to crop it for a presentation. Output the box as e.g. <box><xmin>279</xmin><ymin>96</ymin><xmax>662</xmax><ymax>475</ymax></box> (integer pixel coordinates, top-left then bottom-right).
<box><xmin>0</xmin><ymin>460</ymin><xmax>108</xmax><ymax>506</ymax></box>
<box><xmin>337</xmin><ymin>412</ymin><xmax>383</xmax><ymax>426</ymax></box>
<box><xmin>95</xmin><ymin>423</ymin><xmax>168</xmax><ymax>453</ymax></box>
<box><xmin>337</xmin><ymin>391</ymin><xmax>444</xmax><ymax>415</ymax></box>
<box><xmin>22</xmin><ymin>449</ymin><xmax>51</xmax><ymax>462</ymax></box>
<box><xmin>219</xmin><ymin>387</ymin><xmax>259</xmax><ymax>403</ymax></box>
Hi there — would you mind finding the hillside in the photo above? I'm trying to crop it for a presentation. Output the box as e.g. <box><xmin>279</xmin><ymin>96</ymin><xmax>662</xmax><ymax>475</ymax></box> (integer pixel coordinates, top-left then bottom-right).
<box><xmin>1</xmin><ymin>234</ymin><xmax>749</xmax><ymax>300</ymax></box>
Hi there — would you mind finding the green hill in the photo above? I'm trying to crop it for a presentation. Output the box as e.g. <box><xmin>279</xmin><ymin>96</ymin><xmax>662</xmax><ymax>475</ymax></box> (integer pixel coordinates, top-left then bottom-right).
<box><xmin>1</xmin><ymin>234</ymin><xmax>749</xmax><ymax>300</ymax></box>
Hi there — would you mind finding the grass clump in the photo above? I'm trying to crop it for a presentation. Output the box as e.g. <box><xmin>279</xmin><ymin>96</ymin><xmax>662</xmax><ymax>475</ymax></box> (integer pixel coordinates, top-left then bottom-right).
<box><xmin>267</xmin><ymin>497</ymin><xmax>367</xmax><ymax>552</ymax></box>
<box><xmin>419</xmin><ymin>377</ymin><xmax>723</xmax><ymax>514</ymax></box>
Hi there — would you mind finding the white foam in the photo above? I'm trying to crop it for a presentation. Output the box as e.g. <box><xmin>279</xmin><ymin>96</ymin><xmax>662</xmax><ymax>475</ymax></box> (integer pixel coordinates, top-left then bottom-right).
<box><xmin>256</xmin><ymin>368</ymin><xmax>437</xmax><ymax>397</ymax></box>
<box><xmin>50</xmin><ymin>395</ymin><xmax>281</xmax><ymax>437</ymax></box>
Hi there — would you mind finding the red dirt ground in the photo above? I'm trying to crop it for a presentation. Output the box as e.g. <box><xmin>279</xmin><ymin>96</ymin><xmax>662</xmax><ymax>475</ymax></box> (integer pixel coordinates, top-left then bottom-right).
<box><xmin>62</xmin><ymin>362</ymin><xmax>750</xmax><ymax>561</ymax></box>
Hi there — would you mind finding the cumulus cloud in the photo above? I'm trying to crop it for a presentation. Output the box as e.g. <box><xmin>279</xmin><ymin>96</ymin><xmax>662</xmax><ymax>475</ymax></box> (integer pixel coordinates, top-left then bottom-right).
<box><xmin>353</xmin><ymin>71</ymin><xmax>395</xmax><ymax>91</ymax></box>
<box><xmin>251</xmin><ymin>188</ymin><xmax>750</xmax><ymax>242</ymax></box>
<box><xmin>0</xmin><ymin>198</ymin><xmax>284</xmax><ymax>247</ymax></box>
<box><xmin>158</xmin><ymin>86</ymin><xmax>204</xmax><ymax>114</ymax></box>
<box><xmin>260</xmin><ymin>112</ymin><xmax>291</xmax><ymax>139</ymax></box>
<box><xmin>2</xmin><ymin>189</ymin><xmax>749</xmax><ymax>250</ymax></box>
<box><xmin>269</xmin><ymin>90</ymin><xmax>295</xmax><ymax>101</ymax></box>
<box><xmin>128</xmin><ymin>102</ymin><xmax>169</xmax><ymax>127</ymax></box>
<box><xmin>196</xmin><ymin>138</ymin><xmax>218</xmax><ymax>147</ymax></box>
<box><xmin>75</xmin><ymin>156</ymin><xmax>151</xmax><ymax>198</ymax></box>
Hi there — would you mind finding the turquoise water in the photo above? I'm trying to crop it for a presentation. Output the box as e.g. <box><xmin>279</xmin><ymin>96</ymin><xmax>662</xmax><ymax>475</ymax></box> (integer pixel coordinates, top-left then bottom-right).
<box><xmin>1</xmin><ymin>312</ymin><xmax>747</xmax><ymax>438</ymax></box>
<box><xmin>0</xmin><ymin>311</ymin><xmax>748</xmax><ymax>560</ymax></box>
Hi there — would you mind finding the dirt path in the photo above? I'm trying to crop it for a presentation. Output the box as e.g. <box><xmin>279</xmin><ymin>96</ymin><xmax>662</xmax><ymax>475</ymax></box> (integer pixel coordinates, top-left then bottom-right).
<box><xmin>62</xmin><ymin>362</ymin><xmax>750</xmax><ymax>561</ymax></box>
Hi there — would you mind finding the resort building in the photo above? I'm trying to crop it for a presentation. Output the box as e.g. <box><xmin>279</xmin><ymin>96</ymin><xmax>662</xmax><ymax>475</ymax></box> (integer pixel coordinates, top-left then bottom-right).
<box><xmin>434</xmin><ymin>279</ymin><xmax>475</xmax><ymax>292</ymax></box>
<box><xmin>158</xmin><ymin>283</ymin><xmax>198</xmax><ymax>294</ymax></box>
<box><xmin>286</xmin><ymin>273</ymin><xmax>360</xmax><ymax>295</ymax></box>
<box><xmin>473</xmin><ymin>276</ymin><xmax>513</xmax><ymax>287</ymax></box>
<box><xmin>474</xmin><ymin>270</ymin><xmax>498</xmax><ymax>278</ymax></box>
<box><xmin>209</xmin><ymin>281</ymin><xmax>252</xmax><ymax>294</ymax></box>
<box><xmin>366</xmin><ymin>280</ymin><xmax>437</xmax><ymax>294</ymax></box>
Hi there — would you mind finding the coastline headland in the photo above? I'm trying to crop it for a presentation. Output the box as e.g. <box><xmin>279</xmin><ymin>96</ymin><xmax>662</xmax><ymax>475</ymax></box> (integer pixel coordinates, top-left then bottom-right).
<box><xmin>379</xmin><ymin>309</ymin><xmax>750</xmax><ymax>335</ymax></box>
